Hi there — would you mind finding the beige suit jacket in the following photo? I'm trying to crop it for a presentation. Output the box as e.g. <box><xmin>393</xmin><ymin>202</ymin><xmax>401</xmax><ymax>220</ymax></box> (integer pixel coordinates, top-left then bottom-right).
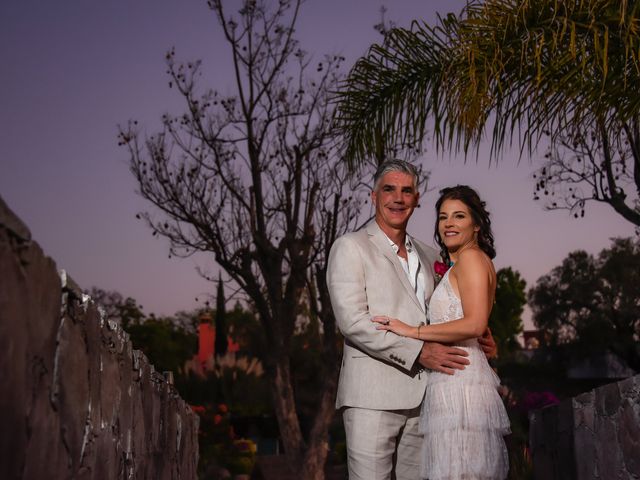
<box><xmin>327</xmin><ymin>220</ymin><xmax>440</xmax><ymax>410</ymax></box>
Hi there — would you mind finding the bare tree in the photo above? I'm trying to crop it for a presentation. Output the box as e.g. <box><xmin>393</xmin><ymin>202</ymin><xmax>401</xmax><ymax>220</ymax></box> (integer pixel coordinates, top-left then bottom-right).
<box><xmin>533</xmin><ymin>116</ymin><xmax>640</xmax><ymax>228</ymax></box>
<box><xmin>118</xmin><ymin>0</ymin><xmax>371</xmax><ymax>477</ymax></box>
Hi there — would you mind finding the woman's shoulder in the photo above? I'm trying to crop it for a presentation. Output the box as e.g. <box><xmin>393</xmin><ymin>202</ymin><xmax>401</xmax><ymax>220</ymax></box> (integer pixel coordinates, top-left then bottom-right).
<box><xmin>458</xmin><ymin>247</ymin><xmax>489</xmax><ymax>261</ymax></box>
<box><xmin>456</xmin><ymin>248</ymin><xmax>493</xmax><ymax>273</ymax></box>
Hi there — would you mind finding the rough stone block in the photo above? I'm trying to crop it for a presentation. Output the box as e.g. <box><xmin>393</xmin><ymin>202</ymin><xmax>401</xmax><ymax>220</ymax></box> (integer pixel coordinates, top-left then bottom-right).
<box><xmin>617</xmin><ymin>375</ymin><xmax>640</xmax><ymax>399</ymax></box>
<box><xmin>619</xmin><ymin>399</ymin><xmax>640</xmax><ymax>477</ymax></box>
<box><xmin>574</xmin><ymin>401</ymin><xmax>595</xmax><ymax>431</ymax></box>
<box><xmin>531</xmin><ymin>376</ymin><xmax>640</xmax><ymax>479</ymax></box>
<box><xmin>596</xmin><ymin>382</ymin><xmax>622</xmax><ymax>417</ymax></box>
<box><xmin>55</xmin><ymin>312</ymin><xmax>91</xmax><ymax>472</ymax></box>
<box><xmin>0</xmin><ymin>195</ymin><xmax>198</xmax><ymax>479</ymax></box>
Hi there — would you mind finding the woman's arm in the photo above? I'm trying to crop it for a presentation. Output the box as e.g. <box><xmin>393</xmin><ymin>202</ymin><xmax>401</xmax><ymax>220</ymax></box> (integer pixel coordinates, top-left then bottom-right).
<box><xmin>373</xmin><ymin>249</ymin><xmax>494</xmax><ymax>342</ymax></box>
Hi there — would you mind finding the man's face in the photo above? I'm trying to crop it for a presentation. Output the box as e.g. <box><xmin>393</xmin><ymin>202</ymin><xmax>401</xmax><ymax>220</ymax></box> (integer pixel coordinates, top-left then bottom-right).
<box><xmin>371</xmin><ymin>171</ymin><xmax>419</xmax><ymax>233</ymax></box>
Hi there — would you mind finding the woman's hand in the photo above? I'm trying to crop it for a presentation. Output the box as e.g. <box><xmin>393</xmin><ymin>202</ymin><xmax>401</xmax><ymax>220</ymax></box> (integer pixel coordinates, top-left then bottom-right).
<box><xmin>371</xmin><ymin>316</ymin><xmax>416</xmax><ymax>338</ymax></box>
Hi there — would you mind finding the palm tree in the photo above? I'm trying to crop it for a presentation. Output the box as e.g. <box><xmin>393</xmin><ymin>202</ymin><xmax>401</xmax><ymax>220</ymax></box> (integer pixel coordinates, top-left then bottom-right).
<box><xmin>336</xmin><ymin>0</ymin><xmax>640</xmax><ymax>167</ymax></box>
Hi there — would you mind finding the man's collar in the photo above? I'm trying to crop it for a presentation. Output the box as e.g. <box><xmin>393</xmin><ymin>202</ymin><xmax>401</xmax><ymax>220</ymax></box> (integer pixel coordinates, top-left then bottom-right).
<box><xmin>384</xmin><ymin>232</ymin><xmax>414</xmax><ymax>253</ymax></box>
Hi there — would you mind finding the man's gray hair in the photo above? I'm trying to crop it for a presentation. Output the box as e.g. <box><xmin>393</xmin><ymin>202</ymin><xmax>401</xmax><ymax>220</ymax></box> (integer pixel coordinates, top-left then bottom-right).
<box><xmin>373</xmin><ymin>159</ymin><xmax>419</xmax><ymax>191</ymax></box>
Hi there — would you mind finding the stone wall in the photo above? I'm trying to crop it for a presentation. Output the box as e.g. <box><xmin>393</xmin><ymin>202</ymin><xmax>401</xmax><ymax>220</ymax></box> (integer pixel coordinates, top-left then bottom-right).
<box><xmin>529</xmin><ymin>374</ymin><xmax>640</xmax><ymax>479</ymax></box>
<box><xmin>0</xmin><ymin>196</ymin><xmax>199</xmax><ymax>480</ymax></box>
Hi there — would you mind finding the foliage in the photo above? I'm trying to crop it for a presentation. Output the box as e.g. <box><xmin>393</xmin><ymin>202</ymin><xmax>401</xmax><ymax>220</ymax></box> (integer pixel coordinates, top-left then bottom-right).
<box><xmin>193</xmin><ymin>403</ymin><xmax>234</xmax><ymax>477</ymax></box>
<box><xmin>224</xmin><ymin>302</ymin><xmax>266</xmax><ymax>358</ymax></box>
<box><xmin>118</xmin><ymin>0</ymin><xmax>373</xmax><ymax>473</ymax></box>
<box><xmin>126</xmin><ymin>317</ymin><xmax>197</xmax><ymax>374</ymax></box>
<box><xmin>179</xmin><ymin>362</ymin><xmax>271</xmax><ymax>418</ymax></box>
<box><xmin>335</xmin><ymin>0</ymin><xmax>640</xmax><ymax>227</ymax></box>
<box><xmin>502</xmin><ymin>389</ymin><xmax>559</xmax><ymax>480</ymax></box>
<box><xmin>528</xmin><ymin>237</ymin><xmax>640</xmax><ymax>370</ymax></box>
<box><xmin>337</xmin><ymin>0</ymin><xmax>640</xmax><ymax>163</ymax></box>
<box><xmin>533</xmin><ymin>115</ymin><xmax>640</xmax><ymax>226</ymax></box>
<box><xmin>489</xmin><ymin>267</ymin><xmax>526</xmax><ymax>358</ymax></box>
<box><xmin>194</xmin><ymin>402</ymin><xmax>259</xmax><ymax>476</ymax></box>
<box><xmin>87</xmin><ymin>287</ymin><xmax>198</xmax><ymax>373</ymax></box>
<box><xmin>86</xmin><ymin>287</ymin><xmax>145</xmax><ymax>328</ymax></box>
<box><xmin>516</xmin><ymin>391</ymin><xmax>560</xmax><ymax>413</ymax></box>
<box><xmin>225</xmin><ymin>438</ymin><xmax>258</xmax><ymax>474</ymax></box>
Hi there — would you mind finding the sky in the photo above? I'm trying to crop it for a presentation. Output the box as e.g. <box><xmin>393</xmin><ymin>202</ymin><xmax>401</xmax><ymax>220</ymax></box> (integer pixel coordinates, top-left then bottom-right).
<box><xmin>1</xmin><ymin>0</ymin><xmax>636</xmax><ymax>326</ymax></box>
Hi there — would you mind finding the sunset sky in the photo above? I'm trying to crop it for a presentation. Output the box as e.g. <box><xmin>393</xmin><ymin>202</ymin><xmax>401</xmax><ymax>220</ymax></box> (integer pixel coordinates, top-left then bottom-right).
<box><xmin>2</xmin><ymin>0</ymin><xmax>636</xmax><ymax>325</ymax></box>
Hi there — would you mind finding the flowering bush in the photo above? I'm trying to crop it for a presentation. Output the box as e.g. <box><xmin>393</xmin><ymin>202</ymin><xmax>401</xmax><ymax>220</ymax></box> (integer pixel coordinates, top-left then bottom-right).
<box><xmin>191</xmin><ymin>403</ymin><xmax>235</xmax><ymax>476</ymax></box>
<box><xmin>191</xmin><ymin>403</ymin><xmax>259</xmax><ymax>476</ymax></box>
<box><xmin>226</xmin><ymin>438</ymin><xmax>258</xmax><ymax>474</ymax></box>
<box><xmin>518</xmin><ymin>391</ymin><xmax>560</xmax><ymax>413</ymax></box>
<box><xmin>498</xmin><ymin>389</ymin><xmax>560</xmax><ymax>478</ymax></box>
<box><xmin>189</xmin><ymin>404</ymin><xmax>206</xmax><ymax>414</ymax></box>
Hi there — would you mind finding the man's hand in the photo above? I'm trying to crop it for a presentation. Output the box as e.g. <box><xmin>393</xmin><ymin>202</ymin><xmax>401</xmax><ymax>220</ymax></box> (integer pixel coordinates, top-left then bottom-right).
<box><xmin>418</xmin><ymin>341</ymin><xmax>470</xmax><ymax>375</ymax></box>
<box><xmin>478</xmin><ymin>327</ymin><xmax>498</xmax><ymax>359</ymax></box>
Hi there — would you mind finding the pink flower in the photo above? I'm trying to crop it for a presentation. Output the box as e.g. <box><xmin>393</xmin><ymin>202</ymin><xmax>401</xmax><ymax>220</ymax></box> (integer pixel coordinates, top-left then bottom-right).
<box><xmin>519</xmin><ymin>391</ymin><xmax>560</xmax><ymax>412</ymax></box>
<box><xmin>190</xmin><ymin>404</ymin><xmax>206</xmax><ymax>414</ymax></box>
<box><xmin>434</xmin><ymin>261</ymin><xmax>449</xmax><ymax>276</ymax></box>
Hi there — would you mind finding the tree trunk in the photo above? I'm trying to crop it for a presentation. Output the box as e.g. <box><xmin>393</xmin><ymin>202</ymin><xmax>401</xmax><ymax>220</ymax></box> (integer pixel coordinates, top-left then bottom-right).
<box><xmin>300</xmin><ymin>370</ymin><xmax>339</xmax><ymax>480</ymax></box>
<box><xmin>300</xmin><ymin>434</ymin><xmax>329</xmax><ymax>480</ymax></box>
<box><xmin>269</xmin><ymin>354</ymin><xmax>305</xmax><ymax>467</ymax></box>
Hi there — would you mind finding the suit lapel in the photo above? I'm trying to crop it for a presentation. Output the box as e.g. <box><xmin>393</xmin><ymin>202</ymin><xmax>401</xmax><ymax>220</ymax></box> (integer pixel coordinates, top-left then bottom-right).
<box><xmin>413</xmin><ymin>241</ymin><xmax>436</xmax><ymax>300</ymax></box>
<box><xmin>366</xmin><ymin>222</ymin><xmax>425</xmax><ymax>313</ymax></box>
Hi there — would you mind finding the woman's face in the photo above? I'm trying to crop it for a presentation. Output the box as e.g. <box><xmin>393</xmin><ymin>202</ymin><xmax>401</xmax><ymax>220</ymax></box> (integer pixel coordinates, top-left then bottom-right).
<box><xmin>438</xmin><ymin>199</ymin><xmax>479</xmax><ymax>253</ymax></box>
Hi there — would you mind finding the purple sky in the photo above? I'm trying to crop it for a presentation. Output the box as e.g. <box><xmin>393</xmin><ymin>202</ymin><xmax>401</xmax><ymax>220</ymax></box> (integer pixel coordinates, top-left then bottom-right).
<box><xmin>1</xmin><ymin>1</ymin><xmax>636</xmax><ymax>325</ymax></box>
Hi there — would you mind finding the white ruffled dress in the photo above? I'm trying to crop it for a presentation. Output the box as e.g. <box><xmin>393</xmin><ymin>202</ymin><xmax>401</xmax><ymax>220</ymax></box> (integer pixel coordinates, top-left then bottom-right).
<box><xmin>420</xmin><ymin>270</ymin><xmax>510</xmax><ymax>480</ymax></box>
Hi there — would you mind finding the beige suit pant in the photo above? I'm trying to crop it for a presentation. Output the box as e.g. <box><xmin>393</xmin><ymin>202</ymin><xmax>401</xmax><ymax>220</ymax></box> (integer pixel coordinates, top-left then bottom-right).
<box><xmin>343</xmin><ymin>406</ymin><xmax>423</xmax><ymax>480</ymax></box>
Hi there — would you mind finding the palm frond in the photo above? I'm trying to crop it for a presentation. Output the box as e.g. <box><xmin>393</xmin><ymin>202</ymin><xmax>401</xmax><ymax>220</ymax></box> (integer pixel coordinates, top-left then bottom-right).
<box><xmin>335</xmin><ymin>0</ymin><xmax>640</xmax><ymax>168</ymax></box>
<box><xmin>334</xmin><ymin>19</ymin><xmax>455</xmax><ymax>168</ymax></box>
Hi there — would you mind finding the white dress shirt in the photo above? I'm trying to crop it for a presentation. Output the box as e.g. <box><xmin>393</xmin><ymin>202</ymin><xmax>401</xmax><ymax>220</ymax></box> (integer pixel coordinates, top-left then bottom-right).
<box><xmin>386</xmin><ymin>233</ymin><xmax>427</xmax><ymax>312</ymax></box>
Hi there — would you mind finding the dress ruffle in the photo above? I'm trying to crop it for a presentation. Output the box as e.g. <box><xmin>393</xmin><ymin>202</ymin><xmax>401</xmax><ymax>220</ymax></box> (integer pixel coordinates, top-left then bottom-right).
<box><xmin>420</xmin><ymin>427</ymin><xmax>509</xmax><ymax>480</ymax></box>
<box><xmin>420</xmin><ymin>270</ymin><xmax>510</xmax><ymax>480</ymax></box>
<box><xmin>419</xmin><ymin>360</ymin><xmax>511</xmax><ymax>480</ymax></box>
<box><xmin>420</xmin><ymin>378</ymin><xmax>511</xmax><ymax>435</ymax></box>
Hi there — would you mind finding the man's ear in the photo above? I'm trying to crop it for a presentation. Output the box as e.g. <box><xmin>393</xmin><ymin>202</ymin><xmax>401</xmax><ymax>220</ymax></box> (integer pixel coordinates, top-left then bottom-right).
<box><xmin>371</xmin><ymin>190</ymin><xmax>377</xmax><ymax>206</ymax></box>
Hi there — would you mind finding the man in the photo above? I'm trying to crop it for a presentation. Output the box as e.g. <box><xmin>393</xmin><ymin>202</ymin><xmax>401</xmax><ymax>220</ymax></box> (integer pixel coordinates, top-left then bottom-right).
<box><xmin>327</xmin><ymin>160</ymin><xmax>496</xmax><ymax>479</ymax></box>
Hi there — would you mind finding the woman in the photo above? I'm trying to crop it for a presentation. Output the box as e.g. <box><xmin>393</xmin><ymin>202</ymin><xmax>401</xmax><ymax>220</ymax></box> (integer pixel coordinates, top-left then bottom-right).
<box><xmin>373</xmin><ymin>185</ymin><xmax>510</xmax><ymax>480</ymax></box>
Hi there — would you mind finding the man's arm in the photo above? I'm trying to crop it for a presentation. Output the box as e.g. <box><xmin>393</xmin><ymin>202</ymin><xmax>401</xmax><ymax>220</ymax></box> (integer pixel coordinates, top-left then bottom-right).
<box><xmin>417</xmin><ymin>328</ymin><xmax>496</xmax><ymax>374</ymax></box>
<box><xmin>478</xmin><ymin>327</ymin><xmax>498</xmax><ymax>358</ymax></box>
<box><xmin>327</xmin><ymin>236</ymin><xmax>423</xmax><ymax>370</ymax></box>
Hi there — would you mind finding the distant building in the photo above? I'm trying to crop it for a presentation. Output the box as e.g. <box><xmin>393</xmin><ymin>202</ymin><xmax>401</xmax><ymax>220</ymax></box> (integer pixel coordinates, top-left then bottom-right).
<box><xmin>186</xmin><ymin>312</ymin><xmax>240</xmax><ymax>376</ymax></box>
<box><xmin>198</xmin><ymin>313</ymin><xmax>216</xmax><ymax>365</ymax></box>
